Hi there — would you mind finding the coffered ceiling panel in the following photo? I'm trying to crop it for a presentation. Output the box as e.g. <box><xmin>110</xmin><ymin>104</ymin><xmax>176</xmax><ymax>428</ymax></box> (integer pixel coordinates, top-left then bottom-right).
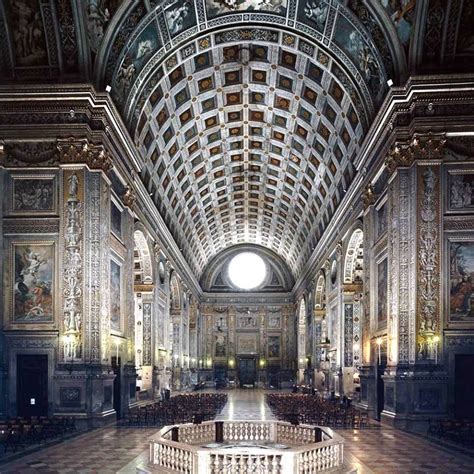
<box><xmin>133</xmin><ymin>34</ymin><xmax>366</xmax><ymax>276</ymax></box>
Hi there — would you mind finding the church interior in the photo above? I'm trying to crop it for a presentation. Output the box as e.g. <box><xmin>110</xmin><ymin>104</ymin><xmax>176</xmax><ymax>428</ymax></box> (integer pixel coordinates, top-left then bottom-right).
<box><xmin>0</xmin><ymin>0</ymin><xmax>474</xmax><ymax>472</ymax></box>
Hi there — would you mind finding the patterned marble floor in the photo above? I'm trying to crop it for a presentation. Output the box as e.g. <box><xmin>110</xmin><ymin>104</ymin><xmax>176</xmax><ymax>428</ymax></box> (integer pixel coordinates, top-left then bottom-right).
<box><xmin>0</xmin><ymin>390</ymin><xmax>472</xmax><ymax>473</ymax></box>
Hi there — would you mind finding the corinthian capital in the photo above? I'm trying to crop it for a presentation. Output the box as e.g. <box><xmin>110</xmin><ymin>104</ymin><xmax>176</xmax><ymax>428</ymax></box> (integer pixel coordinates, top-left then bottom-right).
<box><xmin>57</xmin><ymin>138</ymin><xmax>113</xmax><ymax>174</ymax></box>
<box><xmin>385</xmin><ymin>133</ymin><xmax>446</xmax><ymax>175</ymax></box>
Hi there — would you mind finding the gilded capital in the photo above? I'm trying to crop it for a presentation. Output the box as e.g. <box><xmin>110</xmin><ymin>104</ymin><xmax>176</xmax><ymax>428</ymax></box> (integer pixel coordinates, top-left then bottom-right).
<box><xmin>57</xmin><ymin>138</ymin><xmax>113</xmax><ymax>174</ymax></box>
<box><xmin>362</xmin><ymin>184</ymin><xmax>376</xmax><ymax>209</ymax></box>
<box><xmin>385</xmin><ymin>133</ymin><xmax>446</xmax><ymax>175</ymax></box>
<box><xmin>122</xmin><ymin>186</ymin><xmax>136</xmax><ymax>208</ymax></box>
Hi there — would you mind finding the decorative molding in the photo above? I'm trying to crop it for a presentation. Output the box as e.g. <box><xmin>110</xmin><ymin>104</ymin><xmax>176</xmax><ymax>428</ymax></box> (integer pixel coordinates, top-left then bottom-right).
<box><xmin>2</xmin><ymin>141</ymin><xmax>58</xmax><ymax>166</ymax></box>
<box><xmin>3</xmin><ymin>218</ymin><xmax>59</xmax><ymax>234</ymax></box>
<box><xmin>417</xmin><ymin>166</ymin><xmax>440</xmax><ymax>360</ymax></box>
<box><xmin>444</xmin><ymin>217</ymin><xmax>474</xmax><ymax>232</ymax></box>
<box><xmin>62</xmin><ymin>170</ymin><xmax>83</xmax><ymax>360</ymax></box>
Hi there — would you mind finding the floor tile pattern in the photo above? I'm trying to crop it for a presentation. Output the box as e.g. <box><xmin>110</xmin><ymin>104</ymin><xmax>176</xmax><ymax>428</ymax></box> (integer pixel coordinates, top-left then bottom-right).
<box><xmin>1</xmin><ymin>390</ymin><xmax>473</xmax><ymax>473</ymax></box>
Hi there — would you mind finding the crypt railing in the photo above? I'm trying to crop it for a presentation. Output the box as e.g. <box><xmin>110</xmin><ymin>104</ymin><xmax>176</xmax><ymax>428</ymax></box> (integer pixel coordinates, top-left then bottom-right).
<box><xmin>149</xmin><ymin>420</ymin><xmax>344</xmax><ymax>473</ymax></box>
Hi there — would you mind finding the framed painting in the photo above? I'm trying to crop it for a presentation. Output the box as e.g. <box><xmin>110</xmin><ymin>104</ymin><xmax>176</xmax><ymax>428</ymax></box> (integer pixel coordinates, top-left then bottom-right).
<box><xmin>376</xmin><ymin>257</ymin><xmax>388</xmax><ymax>327</ymax></box>
<box><xmin>449</xmin><ymin>241</ymin><xmax>474</xmax><ymax>322</ymax></box>
<box><xmin>447</xmin><ymin>171</ymin><xmax>474</xmax><ymax>213</ymax></box>
<box><xmin>214</xmin><ymin>334</ymin><xmax>227</xmax><ymax>358</ymax></box>
<box><xmin>12</xmin><ymin>242</ymin><xmax>54</xmax><ymax>323</ymax></box>
<box><xmin>268</xmin><ymin>336</ymin><xmax>281</xmax><ymax>358</ymax></box>
<box><xmin>11</xmin><ymin>175</ymin><xmax>57</xmax><ymax>214</ymax></box>
<box><xmin>110</xmin><ymin>257</ymin><xmax>122</xmax><ymax>332</ymax></box>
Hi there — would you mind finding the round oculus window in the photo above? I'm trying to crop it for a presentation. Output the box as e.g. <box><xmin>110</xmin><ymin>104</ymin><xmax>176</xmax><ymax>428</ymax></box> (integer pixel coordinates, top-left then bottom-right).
<box><xmin>228</xmin><ymin>252</ymin><xmax>266</xmax><ymax>290</ymax></box>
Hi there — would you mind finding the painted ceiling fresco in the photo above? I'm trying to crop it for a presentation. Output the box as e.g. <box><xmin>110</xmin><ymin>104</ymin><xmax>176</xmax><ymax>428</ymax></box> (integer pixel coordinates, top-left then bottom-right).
<box><xmin>0</xmin><ymin>0</ymin><xmax>472</xmax><ymax>278</ymax></box>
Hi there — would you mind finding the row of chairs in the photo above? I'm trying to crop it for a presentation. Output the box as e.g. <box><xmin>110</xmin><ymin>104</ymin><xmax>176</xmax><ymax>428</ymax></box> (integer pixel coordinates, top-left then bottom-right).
<box><xmin>0</xmin><ymin>416</ymin><xmax>76</xmax><ymax>453</ymax></box>
<box><xmin>266</xmin><ymin>393</ymin><xmax>369</xmax><ymax>429</ymax></box>
<box><xmin>428</xmin><ymin>419</ymin><xmax>474</xmax><ymax>447</ymax></box>
<box><xmin>121</xmin><ymin>393</ymin><xmax>227</xmax><ymax>427</ymax></box>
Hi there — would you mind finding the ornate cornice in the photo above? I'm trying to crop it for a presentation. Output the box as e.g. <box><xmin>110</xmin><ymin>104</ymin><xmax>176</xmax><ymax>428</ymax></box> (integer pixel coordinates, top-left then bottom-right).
<box><xmin>385</xmin><ymin>133</ymin><xmax>446</xmax><ymax>174</ymax></box>
<box><xmin>134</xmin><ymin>284</ymin><xmax>154</xmax><ymax>293</ymax></box>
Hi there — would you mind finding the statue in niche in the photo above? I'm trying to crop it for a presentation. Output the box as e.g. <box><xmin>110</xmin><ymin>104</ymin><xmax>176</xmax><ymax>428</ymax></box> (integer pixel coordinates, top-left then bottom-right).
<box><xmin>68</xmin><ymin>173</ymin><xmax>79</xmax><ymax>199</ymax></box>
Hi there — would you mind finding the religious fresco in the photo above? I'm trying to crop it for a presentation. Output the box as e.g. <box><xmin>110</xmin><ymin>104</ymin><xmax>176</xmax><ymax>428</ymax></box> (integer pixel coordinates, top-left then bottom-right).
<box><xmin>5</xmin><ymin>0</ymin><xmax>48</xmax><ymax>67</ymax></box>
<box><xmin>297</xmin><ymin>0</ymin><xmax>329</xmax><ymax>32</ymax></box>
<box><xmin>115</xmin><ymin>20</ymin><xmax>160</xmax><ymax>101</ymax></box>
<box><xmin>333</xmin><ymin>12</ymin><xmax>382</xmax><ymax>95</ymax></box>
<box><xmin>214</xmin><ymin>334</ymin><xmax>227</xmax><ymax>357</ymax></box>
<box><xmin>268</xmin><ymin>335</ymin><xmax>280</xmax><ymax>358</ymax></box>
<box><xmin>13</xmin><ymin>243</ymin><xmax>54</xmax><ymax>322</ymax></box>
<box><xmin>380</xmin><ymin>0</ymin><xmax>416</xmax><ymax>48</ymax></box>
<box><xmin>206</xmin><ymin>0</ymin><xmax>287</xmax><ymax>18</ymax></box>
<box><xmin>110</xmin><ymin>259</ymin><xmax>122</xmax><ymax>332</ymax></box>
<box><xmin>448</xmin><ymin>174</ymin><xmax>474</xmax><ymax>212</ymax></box>
<box><xmin>164</xmin><ymin>0</ymin><xmax>196</xmax><ymax>37</ymax></box>
<box><xmin>86</xmin><ymin>0</ymin><xmax>123</xmax><ymax>53</ymax></box>
<box><xmin>12</xmin><ymin>178</ymin><xmax>55</xmax><ymax>213</ymax></box>
<box><xmin>450</xmin><ymin>242</ymin><xmax>474</xmax><ymax>322</ymax></box>
<box><xmin>377</xmin><ymin>258</ymin><xmax>388</xmax><ymax>326</ymax></box>
<box><xmin>457</xmin><ymin>1</ymin><xmax>474</xmax><ymax>54</ymax></box>
<box><xmin>111</xmin><ymin>201</ymin><xmax>122</xmax><ymax>237</ymax></box>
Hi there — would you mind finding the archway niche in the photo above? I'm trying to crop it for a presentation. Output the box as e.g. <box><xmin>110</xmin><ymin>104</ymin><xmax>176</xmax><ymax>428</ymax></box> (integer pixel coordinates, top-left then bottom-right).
<box><xmin>133</xmin><ymin>229</ymin><xmax>154</xmax><ymax>398</ymax></box>
<box><xmin>313</xmin><ymin>273</ymin><xmax>328</xmax><ymax>392</ymax></box>
<box><xmin>169</xmin><ymin>273</ymin><xmax>185</xmax><ymax>391</ymax></box>
<box><xmin>342</xmin><ymin>228</ymin><xmax>364</xmax><ymax>397</ymax></box>
<box><xmin>297</xmin><ymin>298</ymin><xmax>307</xmax><ymax>384</ymax></box>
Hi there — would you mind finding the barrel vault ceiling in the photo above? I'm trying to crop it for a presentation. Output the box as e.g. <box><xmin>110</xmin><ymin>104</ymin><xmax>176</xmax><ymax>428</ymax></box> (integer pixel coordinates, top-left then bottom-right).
<box><xmin>0</xmin><ymin>0</ymin><xmax>473</xmax><ymax>280</ymax></box>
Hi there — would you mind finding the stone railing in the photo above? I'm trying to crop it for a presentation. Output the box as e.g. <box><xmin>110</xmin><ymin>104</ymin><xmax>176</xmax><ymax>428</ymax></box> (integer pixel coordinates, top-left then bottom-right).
<box><xmin>148</xmin><ymin>420</ymin><xmax>344</xmax><ymax>473</ymax></box>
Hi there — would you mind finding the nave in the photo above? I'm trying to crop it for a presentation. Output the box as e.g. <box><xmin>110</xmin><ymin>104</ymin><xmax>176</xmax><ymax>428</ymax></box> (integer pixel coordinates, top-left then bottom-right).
<box><xmin>0</xmin><ymin>390</ymin><xmax>472</xmax><ymax>474</ymax></box>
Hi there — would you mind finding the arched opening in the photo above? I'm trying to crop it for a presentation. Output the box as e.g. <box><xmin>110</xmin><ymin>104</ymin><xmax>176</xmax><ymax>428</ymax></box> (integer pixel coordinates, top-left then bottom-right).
<box><xmin>170</xmin><ymin>274</ymin><xmax>185</xmax><ymax>391</ymax></box>
<box><xmin>314</xmin><ymin>273</ymin><xmax>328</xmax><ymax>392</ymax></box>
<box><xmin>342</xmin><ymin>228</ymin><xmax>364</xmax><ymax>398</ymax></box>
<box><xmin>133</xmin><ymin>229</ymin><xmax>154</xmax><ymax>399</ymax></box>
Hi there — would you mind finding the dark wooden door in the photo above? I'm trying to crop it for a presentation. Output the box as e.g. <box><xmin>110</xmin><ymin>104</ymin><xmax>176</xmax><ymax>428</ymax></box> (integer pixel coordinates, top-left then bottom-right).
<box><xmin>17</xmin><ymin>354</ymin><xmax>48</xmax><ymax>417</ymax></box>
<box><xmin>238</xmin><ymin>358</ymin><xmax>256</xmax><ymax>387</ymax></box>
<box><xmin>112</xmin><ymin>356</ymin><xmax>122</xmax><ymax>419</ymax></box>
<box><xmin>455</xmin><ymin>354</ymin><xmax>474</xmax><ymax>419</ymax></box>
